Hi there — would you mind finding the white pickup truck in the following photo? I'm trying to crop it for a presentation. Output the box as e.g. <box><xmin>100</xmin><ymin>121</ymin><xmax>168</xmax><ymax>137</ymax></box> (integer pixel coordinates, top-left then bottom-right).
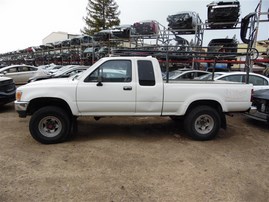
<box><xmin>15</xmin><ymin>56</ymin><xmax>253</xmax><ymax>144</ymax></box>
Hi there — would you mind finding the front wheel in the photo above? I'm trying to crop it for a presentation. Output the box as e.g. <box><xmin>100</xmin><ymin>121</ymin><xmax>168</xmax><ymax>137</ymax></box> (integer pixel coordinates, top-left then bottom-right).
<box><xmin>184</xmin><ymin>106</ymin><xmax>221</xmax><ymax>141</ymax></box>
<box><xmin>29</xmin><ymin>106</ymin><xmax>71</xmax><ymax>144</ymax></box>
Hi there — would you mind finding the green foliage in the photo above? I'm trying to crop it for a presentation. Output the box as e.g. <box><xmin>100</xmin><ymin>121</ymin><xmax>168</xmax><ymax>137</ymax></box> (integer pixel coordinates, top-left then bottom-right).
<box><xmin>81</xmin><ymin>0</ymin><xmax>120</xmax><ymax>35</ymax></box>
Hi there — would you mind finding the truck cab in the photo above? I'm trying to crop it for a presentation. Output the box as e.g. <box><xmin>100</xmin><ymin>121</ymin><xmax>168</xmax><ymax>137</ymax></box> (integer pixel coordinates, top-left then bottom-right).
<box><xmin>76</xmin><ymin>57</ymin><xmax>163</xmax><ymax>116</ymax></box>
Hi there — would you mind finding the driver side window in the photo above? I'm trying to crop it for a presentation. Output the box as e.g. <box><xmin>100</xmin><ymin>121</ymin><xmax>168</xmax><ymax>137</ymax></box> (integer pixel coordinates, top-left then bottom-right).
<box><xmin>85</xmin><ymin>60</ymin><xmax>132</xmax><ymax>82</ymax></box>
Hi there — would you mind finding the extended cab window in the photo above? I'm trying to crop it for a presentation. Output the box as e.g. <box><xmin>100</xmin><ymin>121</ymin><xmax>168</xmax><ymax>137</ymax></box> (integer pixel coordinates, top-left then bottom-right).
<box><xmin>137</xmin><ymin>60</ymin><xmax>155</xmax><ymax>86</ymax></box>
<box><xmin>85</xmin><ymin>60</ymin><xmax>132</xmax><ymax>82</ymax></box>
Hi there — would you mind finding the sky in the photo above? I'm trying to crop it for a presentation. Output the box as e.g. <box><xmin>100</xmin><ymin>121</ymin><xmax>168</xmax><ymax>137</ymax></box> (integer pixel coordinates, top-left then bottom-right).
<box><xmin>0</xmin><ymin>0</ymin><xmax>268</xmax><ymax>53</ymax></box>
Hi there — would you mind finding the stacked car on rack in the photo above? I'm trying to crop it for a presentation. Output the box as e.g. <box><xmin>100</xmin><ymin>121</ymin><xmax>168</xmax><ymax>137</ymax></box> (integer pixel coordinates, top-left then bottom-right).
<box><xmin>167</xmin><ymin>11</ymin><xmax>201</xmax><ymax>34</ymax></box>
<box><xmin>206</xmin><ymin>0</ymin><xmax>241</xmax><ymax>28</ymax></box>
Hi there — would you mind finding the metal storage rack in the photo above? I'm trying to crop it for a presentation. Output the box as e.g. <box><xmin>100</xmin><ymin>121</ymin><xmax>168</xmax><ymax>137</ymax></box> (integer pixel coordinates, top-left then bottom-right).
<box><xmin>0</xmin><ymin>0</ymin><xmax>268</xmax><ymax>70</ymax></box>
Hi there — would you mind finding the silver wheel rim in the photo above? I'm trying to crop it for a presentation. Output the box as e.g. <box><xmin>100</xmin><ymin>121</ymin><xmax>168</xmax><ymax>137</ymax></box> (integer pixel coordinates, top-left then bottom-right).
<box><xmin>38</xmin><ymin>116</ymin><xmax>62</xmax><ymax>138</ymax></box>
<box><xmin>194</xmin><ymin>115</ymin><xmax>214</xmax><ymax>135</ymax></box>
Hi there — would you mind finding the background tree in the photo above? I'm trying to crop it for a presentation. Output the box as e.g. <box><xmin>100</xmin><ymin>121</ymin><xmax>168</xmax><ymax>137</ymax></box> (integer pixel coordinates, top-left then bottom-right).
<box><xmin>81</xmin><ymin>0</ymin><xmax>120</xmax><ymax>35</ymax></box>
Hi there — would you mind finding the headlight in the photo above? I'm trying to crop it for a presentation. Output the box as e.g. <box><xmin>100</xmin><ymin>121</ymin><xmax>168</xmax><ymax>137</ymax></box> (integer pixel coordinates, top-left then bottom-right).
<box><xmin>261</xmin><ymin>104</ymin><xmax>266</xmax><ymax>113</ymax></box>
<box><xmin>16</xmin><ymin>91</ymin><xmax>22</xmax><ymax>101</ymax></box>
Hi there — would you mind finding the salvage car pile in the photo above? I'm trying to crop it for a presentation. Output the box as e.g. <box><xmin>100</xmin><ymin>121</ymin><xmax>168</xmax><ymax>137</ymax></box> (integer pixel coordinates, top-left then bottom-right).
<box><xmin>0</xmin><ymin>0</ymin><xmax>245</xmax><ymax>67</ymax></box>
<box><xmin>1</xmin><ymin>0</ymin><xmax>269</xmax><ymax>125</ymax></box>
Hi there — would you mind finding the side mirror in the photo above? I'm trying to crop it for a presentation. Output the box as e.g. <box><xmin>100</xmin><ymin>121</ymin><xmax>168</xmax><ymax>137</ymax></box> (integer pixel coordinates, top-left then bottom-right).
<box><xmin>3</xmin><ymin>71</ymin><xmax>7</xmax><ymax>75</ymax></box>
<box><xmin>240</xmin><ymin>13</ymin><xmax>256</xmax><ymax>44</ymax></box>
<box><xmin>96</xmin><ymin>75</ymin><xmax>103</xmax><ymax>86</ymax></box>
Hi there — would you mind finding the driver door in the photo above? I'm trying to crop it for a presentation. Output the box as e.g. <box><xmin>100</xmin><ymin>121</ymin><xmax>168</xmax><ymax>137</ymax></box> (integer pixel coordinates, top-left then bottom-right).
<box><xmin>76</xmin><ymin>59</ymin><xmax>136</xmax><ymax>115</ymax></box>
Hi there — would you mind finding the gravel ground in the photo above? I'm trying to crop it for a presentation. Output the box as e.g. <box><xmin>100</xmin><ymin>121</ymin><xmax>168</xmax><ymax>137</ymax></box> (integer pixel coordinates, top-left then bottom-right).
<box><xmin>0</xmin><ymin>103</ymin><xmax>268</xmax><ymax>202</ymax></box>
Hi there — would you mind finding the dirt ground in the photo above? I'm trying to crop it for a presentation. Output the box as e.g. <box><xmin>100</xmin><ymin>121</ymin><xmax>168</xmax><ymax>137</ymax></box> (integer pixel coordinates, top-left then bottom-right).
<box><xmin>0</xmin><ymin>102</ymin><xmax>268</xmax><ymax>202</ymax></box>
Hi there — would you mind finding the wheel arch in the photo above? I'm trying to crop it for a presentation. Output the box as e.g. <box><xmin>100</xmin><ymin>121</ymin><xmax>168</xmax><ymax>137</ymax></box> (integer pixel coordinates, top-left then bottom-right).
<box><xmin>185</xmin><ymin>100</ymin><xmax>226</xmax><ymax>129</ymax></box>
<box><xmin>27</xmin><ymin>97</ymin><xmax>73</xmax><ymax>117</ymax></box>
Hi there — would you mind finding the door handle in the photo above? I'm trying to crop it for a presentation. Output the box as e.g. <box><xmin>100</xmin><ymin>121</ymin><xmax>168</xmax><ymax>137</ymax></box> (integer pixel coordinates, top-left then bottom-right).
<box><xmin>123</xmin><ymin>86</ymin><xmax>132</xmax><ymax>91</ymax></box>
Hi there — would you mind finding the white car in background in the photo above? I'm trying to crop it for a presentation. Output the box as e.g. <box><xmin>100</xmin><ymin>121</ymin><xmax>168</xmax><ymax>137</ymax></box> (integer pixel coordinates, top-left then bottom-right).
<box><xmin>0</xmin><ymin>65</ymin><xmax>39</xmax><ymax>85</ymax></box>
<box><xmin>28</xmin><ymin>65</ymin><xmax>89</xmax><ymax>82</ymax></box>
<box><xmin>199</xmin><ymin>71</ymin><xmax>269</xmax><ymax>91</ymax></box>
<box><xmin>198</xmin><ymin>72</ymin><xmax>228</xmax><ymax>80</ymax></box>
<box><xmin>163</xmin><ymin>69</ymin><xmax>210</xmax><ymax>80</ymax></box>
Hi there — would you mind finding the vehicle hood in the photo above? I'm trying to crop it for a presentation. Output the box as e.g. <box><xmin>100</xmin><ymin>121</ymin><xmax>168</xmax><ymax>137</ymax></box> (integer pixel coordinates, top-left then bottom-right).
<box><xmin>20</xmin><ymin>77</ymin><xmax>76</xmax><ymax>88</ymax></box>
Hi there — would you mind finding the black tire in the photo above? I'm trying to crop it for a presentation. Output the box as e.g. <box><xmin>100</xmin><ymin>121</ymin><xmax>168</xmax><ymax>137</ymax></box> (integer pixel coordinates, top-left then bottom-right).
<box><xmin>184</xmin><ymin>106</ymin><xmax>221</xmax><ymax>141</ymax></box>
<box><xmin>29</xmin><ymin>106</ymin><xmax>71</xmax><ymax>144</ymax></box>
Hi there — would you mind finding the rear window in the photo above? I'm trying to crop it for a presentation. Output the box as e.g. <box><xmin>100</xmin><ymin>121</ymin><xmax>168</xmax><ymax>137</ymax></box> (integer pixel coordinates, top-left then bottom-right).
<box><xmin>137</xmin><ymin>60</ymin><xmax>155</xmax><ymax>86</ymax></box>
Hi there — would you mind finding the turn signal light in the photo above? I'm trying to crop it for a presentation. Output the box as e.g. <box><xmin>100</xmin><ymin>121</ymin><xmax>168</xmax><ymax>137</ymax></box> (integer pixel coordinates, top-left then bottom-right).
<box><xmin>16</xmin><ymin>91</ymin><xmax>22</xmax><ymax>101</ymax></box>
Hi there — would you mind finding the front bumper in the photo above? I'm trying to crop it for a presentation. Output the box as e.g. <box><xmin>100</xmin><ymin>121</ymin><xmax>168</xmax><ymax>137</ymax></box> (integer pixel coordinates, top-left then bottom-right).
<box><xmin>14</xmin><ymin>101</ymin><xmax>29</xmax><ymax>117</ymax></box>
<box><xmin>0</xmin><ymin>91</ymin><xmax>15</xmax><ymax>106</ymax></box>
<box><xmin>244</xmin><ymin>106</ymin><xmax>269</xmax><ymax>123</ymax></box>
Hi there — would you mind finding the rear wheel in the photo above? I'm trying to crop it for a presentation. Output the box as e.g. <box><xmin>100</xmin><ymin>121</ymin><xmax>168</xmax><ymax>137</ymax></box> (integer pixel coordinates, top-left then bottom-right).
<box><xmin>29</xmin><ymin>106</ymin><xmax>71</xmax><ymax>144</ymax></box>
<box><xmin>184</xmin><ymin>106</ymin><xmax>221</xmax><ymax>140</ymax></box>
